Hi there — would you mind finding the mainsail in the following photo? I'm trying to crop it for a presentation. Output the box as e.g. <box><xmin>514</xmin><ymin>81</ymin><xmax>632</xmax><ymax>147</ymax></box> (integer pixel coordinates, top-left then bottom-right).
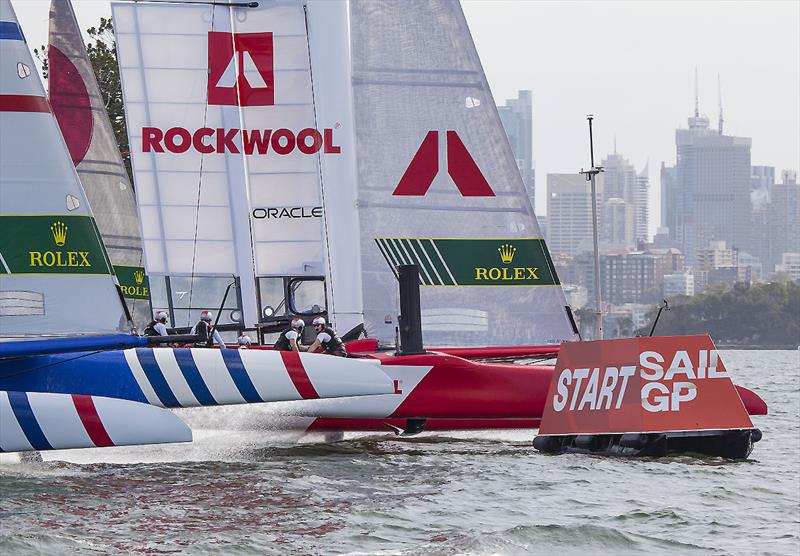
<box><xmin>0</xmin><ymin>0</ymin><xmax>130</xmax><ymax>336</ymax></box>
<box><xmin>48</xmin><ymin>0</ymin><xmax>150</xmax><ymax>329</ymax></box>
<box><xmin>112</xmin><ymin>0</ymin><xmax>578</xmax><ymax>347</ymax></box>
<box><xmin>348</xmin><ymin>0</ymin><xmax>577</xmax><ymax>346</ymax></box>
<box><xmin>112</xmin><ymin>0</ymin><xmax>336</xmax><ymax>332</ymax></box>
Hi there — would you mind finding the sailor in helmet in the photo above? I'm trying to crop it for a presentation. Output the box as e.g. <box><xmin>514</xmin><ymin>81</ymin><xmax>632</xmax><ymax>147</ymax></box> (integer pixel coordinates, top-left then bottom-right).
<box><xmin>237</xmin><ymin>333</ymin><xmax>252</xmax><ymax>350</ymax></box>
<box><xmin>302</xmin><ymin>316</ymin><xmax>347</xmax><ymax>357</ymax></box>
<box><xmin>274</xmin><ymin>318</ymin><xmax>306</xmax><ymax>352</ymax></box>
<box><xmin>145</xmin><ymin>311</ymin><xmax>170</xmax><ymax>338</ymax></box>
<box><xmin>191</xmin><ymin>310</ymin><xmax>226</xmax><ymax>348</ymax></box>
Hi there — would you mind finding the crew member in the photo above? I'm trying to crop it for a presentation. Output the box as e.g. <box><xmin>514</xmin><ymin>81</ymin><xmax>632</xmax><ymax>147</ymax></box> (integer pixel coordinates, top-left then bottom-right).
<box><xmin>144</xmin><ymin>311</ymin><xmax>170</xmax><ymax>337</ymax></box>
<box><xmin>191</xmin><ymin>310</ymin><xmax>226</xmax><ymax>348</ymax></box>
<box><xmin>303</xmin><ymin>316</ymin><xmax>346</xmax><ymax>357</ymax></box>
<box><xmin>238</xmin><ymin>333</ymin><xmax>252</xmax><ymax>350</ymax></box>
<box><xmin>273</xmin><ymin>318</ymin><xmax>305</xmax><ymax>352</ymax></box>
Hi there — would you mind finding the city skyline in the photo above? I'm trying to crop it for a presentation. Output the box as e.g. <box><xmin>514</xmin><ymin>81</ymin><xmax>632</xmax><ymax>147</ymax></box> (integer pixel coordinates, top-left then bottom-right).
<box><xmin>14</xmin><ymin>0</ymin><xmax>800</xmax><ymax>239</ymax></box>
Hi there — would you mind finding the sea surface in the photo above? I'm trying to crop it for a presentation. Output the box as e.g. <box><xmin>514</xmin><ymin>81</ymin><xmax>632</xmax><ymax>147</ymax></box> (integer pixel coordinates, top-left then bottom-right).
<box><xmin>1</xmin><ymin>350</ymin><xmax>798</xmax><ymax>555</ymax></box>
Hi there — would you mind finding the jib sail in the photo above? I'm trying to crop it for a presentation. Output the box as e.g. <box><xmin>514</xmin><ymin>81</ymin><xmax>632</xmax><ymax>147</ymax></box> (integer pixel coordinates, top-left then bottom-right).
<box><xmin>48</xmin><ymin>0</ymin><xmax>151</xmax><ymax>330</ymax></box>
<box><xmin>0</xmin><ymin>0</ymin><xmax>130</xmax><ymax>336</ymax></box>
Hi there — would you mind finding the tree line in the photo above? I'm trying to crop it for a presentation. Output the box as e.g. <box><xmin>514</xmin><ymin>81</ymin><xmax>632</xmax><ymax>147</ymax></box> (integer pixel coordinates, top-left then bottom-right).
<box><xmin>636</xmin><ymin>281</ymin><xmax>800</xmax><ymax>347</ymax></box>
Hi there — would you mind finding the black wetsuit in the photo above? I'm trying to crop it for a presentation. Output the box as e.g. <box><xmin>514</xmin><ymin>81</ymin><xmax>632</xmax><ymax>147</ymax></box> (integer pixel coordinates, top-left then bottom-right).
<box><xmin>318</xmin><ymin>326</ymin><xmax>346</xmax><ymax>356</ymax></box>
<box><xmin>194</xmin><ymin>320</ymin><xmax>213</xmax><ymax>348</ymax></box>
<box><xmin>274</xmin><ymin>327</ymin><xmax>300</xmax><ymax>351</ymax></box>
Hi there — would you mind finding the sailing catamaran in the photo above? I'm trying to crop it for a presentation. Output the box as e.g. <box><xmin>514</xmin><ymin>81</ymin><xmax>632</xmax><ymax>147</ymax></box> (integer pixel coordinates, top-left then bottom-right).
<box><xmin>0</xmin><ymin>0</ymin><xmax>396</xmax><ymax>453</ymax></box>
<box><xmin>107</xmin><ymin>0</ymin><xmax>766</xmax><ymax>436</ymax></box>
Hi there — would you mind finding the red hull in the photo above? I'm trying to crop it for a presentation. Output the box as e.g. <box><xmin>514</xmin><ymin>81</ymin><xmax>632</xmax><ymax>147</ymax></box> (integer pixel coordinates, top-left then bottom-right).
<box><xmin>301</xmin><ymin>351</ymin><xmax>768</xmax><ymax>433</ymax></box>
<box><xmin>308</xmin><ymin>418</ymin><xmax>541</xmax><ymax>432</ymax></box>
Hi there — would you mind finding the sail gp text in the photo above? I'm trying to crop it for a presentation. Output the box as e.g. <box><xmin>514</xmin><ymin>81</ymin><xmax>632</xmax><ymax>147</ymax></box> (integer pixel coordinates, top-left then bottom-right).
<box><xmin>552</xmin><ymin>349</ymin><xmax>725</xmax><ymax>413</ymax></box>
<box><xmin>141</xmin><ymin>127</ymin><xmax>341</xmax><ymax>155</ymax></box>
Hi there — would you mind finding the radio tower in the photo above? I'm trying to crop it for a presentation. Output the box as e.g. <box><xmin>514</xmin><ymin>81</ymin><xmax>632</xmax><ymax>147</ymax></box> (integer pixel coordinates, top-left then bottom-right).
<box><xmin>694</xmin><ymin>66</ymin><xmax>699</xmax><ymax>118</ymax></box>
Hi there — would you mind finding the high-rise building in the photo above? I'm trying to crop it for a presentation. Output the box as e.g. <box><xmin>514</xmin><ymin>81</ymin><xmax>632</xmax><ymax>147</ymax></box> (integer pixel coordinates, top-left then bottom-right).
<box><xmin>602</xmin><ymin>197</ymin><xmax>634</xmax><ymax>247</ymax></box>
<box><xmin>635</xmin><ymin>165</ymin><xmax>650</xmax><ymax>242</ymax></box>
<box><xmin>751</xmin><ymin>165</ymin><xmax>775</xmax><ymax>194</ymax></box>
<box><xmin>547</xmin><ymin>173</ymin><xmax>602</xmax><ymax>256</ymax></box>
<box><xmin>766</xmin><ymin>171</ymin><xmax>800</xmax><ymax>273</ymax></box>
<box><xmin>601</xmin><ymin>152</ymin><xmax>649</xmax><ymax>247</ymax></box>
<box><xmin>660</xmin><ymin>91</ymin><xmax>751</xmax><ymax>263</ymax></box>
<box><xmin>498</xmin><ymin>90</ymin><xmax>535</xmax><ymax>210</ymax></box>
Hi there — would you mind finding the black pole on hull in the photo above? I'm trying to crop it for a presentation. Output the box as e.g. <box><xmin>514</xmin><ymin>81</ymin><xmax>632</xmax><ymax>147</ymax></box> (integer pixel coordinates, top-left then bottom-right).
<box><xmin>397</xmin><ymin>264</ymin><xmax>424</xmax><ymax>355</ymax></box>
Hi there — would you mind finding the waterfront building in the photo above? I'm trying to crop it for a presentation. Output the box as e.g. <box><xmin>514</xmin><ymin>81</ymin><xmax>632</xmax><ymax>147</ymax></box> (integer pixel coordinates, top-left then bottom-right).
<box><xmin>601</xmin><ymin>252</ymin><xmax>660</xmax><ymax>305</ymax></box>
<box><xmin>498</xmin><ymin>90</ymin><xmax>535</xmax><ymax>210</ymax></box>
<box><xmin>737</xmin><ymin>252</ymin><xmax>763</xmax><ymax>281</ymax></box>
<box><xmin>696</xmin><ymin>240</ymin><xmax>738</xmax><ymax>271</ymax></box>
<box><xmin>775</xmin><ymin>252</ymin><xmax>800</xmax><ymax>282</ymax></box>
<box><xmin>663</xmin><ymin>272</ymin><xmax>695</xmax><ymax>298</ymax></box>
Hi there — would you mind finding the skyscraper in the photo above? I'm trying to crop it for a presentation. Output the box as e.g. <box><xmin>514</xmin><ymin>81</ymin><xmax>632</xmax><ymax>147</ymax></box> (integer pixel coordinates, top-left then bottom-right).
<box><xmin>660</xmin><ymin>85</ymin><xmax>751</xmax><ymax>263</ymax></box>
<box><xmin>635</xmin><ymin>165</ymin><xmax>650</xmax><ymax>243</ymax></box>
<box><xmin>498</xmin><ymin>90</ymin><xmax>535</xmax><ymax>210</ymax></box>
<box><xmin>547</xmin><ymin>173</ymin><xmax>602</xmax><ymax>256</ymax></box>
<box><xmin>601</xmin><ymin>152</ymin><xmax>649</xmax><ymax>246</ymax></box>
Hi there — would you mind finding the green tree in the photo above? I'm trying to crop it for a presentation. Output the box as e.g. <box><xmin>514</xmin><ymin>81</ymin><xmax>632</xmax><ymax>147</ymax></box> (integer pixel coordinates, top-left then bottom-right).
<box><xmin>34</xmin><ymin>17</ymin><xmax>131</xmax><ymax>181</ymax></box>
<box><xmin>637</xmin><ymin>281</ymin><xmax>800</xmax><ymax>347</ymax></box>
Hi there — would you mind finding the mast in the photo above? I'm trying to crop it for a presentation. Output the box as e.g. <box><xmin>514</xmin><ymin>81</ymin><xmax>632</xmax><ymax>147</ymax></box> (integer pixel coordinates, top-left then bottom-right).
<box><xmin>579</xmin><ymin>115</ymin><xmax>604</xmax><ymax>340</ymax></box>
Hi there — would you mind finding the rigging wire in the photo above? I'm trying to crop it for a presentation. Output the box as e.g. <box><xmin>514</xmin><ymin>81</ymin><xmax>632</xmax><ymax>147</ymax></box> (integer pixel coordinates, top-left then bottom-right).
<box><xmin>187</xmin><ymin>5</ymin><xmax>218</xmax><ymax>328</ymax></box>
<box><xmin>303</xmin><ymin>5</ymin><xmax>337</xmax><ymax>327</ymax></box>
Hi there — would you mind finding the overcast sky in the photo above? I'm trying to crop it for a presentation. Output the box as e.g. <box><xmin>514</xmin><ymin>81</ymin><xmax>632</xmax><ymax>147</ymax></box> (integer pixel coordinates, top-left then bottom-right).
<box><xmin>14</xmin><ymin>0</ymin><xmax>800</xmax><ymax>235</ymax></box>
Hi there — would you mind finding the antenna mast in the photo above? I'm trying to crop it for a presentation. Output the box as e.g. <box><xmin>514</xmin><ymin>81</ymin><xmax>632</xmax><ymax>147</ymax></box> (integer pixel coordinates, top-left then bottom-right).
<box><xmin>579</xmin><ymin>115</ymin><xmax>604</xmax><ymax>340</ymax></box>
<box><xmin>694</xmin><ymin>66</ymin><xmax>699</xmax><ymax>118</ymax></box>
<box><xmin>717</xmin><ymin>73</ymin><xmax>724</xmax><ymax>135</ymax></box>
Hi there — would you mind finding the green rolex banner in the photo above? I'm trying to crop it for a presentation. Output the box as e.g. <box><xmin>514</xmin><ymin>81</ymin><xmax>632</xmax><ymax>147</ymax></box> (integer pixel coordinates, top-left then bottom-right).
<box><xmin>0</xmin><ymin>215</ymin><xmax>113</xmax><ymax>275</ymax></box>
<box><xmin>113</xmin><ymin>265</ymin><xmax>150</xmax><ymax>300</ymax></box>
<box><xmin>375</xmin><ymin>238</ymin><xmax>561</xmax><ymax>286</ymax></box>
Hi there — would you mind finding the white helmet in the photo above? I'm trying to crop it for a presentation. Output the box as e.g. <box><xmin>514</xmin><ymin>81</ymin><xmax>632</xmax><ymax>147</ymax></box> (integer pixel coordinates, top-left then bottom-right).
<box><xmin>200</xmin><ymin>310</ymin><xmax>213</xmax><ymax>322</ymax></box>
<box><xmin>291</xmin><ymin>318</ymin><xmax>305</xmax><ymax>330</ymax></box>
<box><xmin>238</xmin><ymin>334</ymin><xmax>252</xmax><ymax>346</ymax></box>
<box><xmin>312</xmin><ymin>316</ymin><xmax>326</xmax><ymax>328</ymax></box>
<box><xmin>155</xmin><ymin>311</ymin><xmax>168</xmax><ymax>323</ymax></box>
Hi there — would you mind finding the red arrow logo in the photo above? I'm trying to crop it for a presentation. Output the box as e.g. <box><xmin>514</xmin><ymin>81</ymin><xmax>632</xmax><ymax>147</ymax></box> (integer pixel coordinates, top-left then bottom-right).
<box><xmin>392</xmin><ymin>131</ymin><xmax>495</xmax><ymax>197</ymax></box>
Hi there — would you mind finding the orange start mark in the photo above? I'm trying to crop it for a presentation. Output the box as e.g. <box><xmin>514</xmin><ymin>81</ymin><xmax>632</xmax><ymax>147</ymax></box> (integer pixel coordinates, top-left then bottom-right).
<box><xmin>539</xmin><ymin>335</ymin><xmax>754</xmax><ymax>436</ymax></box>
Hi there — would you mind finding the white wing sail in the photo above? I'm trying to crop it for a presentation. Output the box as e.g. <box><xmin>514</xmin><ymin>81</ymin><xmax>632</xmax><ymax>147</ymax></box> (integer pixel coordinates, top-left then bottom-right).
<box><xmin>48</xmin><ymin>0</ymin><xmax>151</xmax><ymax>329</ymax></box>
<box><xmin>0</xmin><ymin>0</ymin><xmax>130</xmax><ymax>336</ymax></box>
<box><xmin>112</xmin><ymin>0</ymin><xmax>341</xmax><ymax>330</ymax></box>
<box><xmin>347</xmin><ymin>0</ymin><xmax>578</xmax><ymax>346</ymax></box>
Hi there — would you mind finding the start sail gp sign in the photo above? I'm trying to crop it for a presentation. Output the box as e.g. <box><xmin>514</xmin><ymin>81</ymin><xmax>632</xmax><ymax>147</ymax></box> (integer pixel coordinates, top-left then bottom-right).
<box><xmin>538</xmin><ymin>335</ymin><xmax>754</xmax><ymax>436</ymax></box>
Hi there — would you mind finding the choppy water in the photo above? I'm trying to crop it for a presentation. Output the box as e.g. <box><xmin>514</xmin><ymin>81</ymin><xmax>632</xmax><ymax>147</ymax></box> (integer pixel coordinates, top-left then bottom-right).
<box><xmin>1</xmin><ymin>350</ymin><xmax>798</xmax><ymax>555</ymax></box>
